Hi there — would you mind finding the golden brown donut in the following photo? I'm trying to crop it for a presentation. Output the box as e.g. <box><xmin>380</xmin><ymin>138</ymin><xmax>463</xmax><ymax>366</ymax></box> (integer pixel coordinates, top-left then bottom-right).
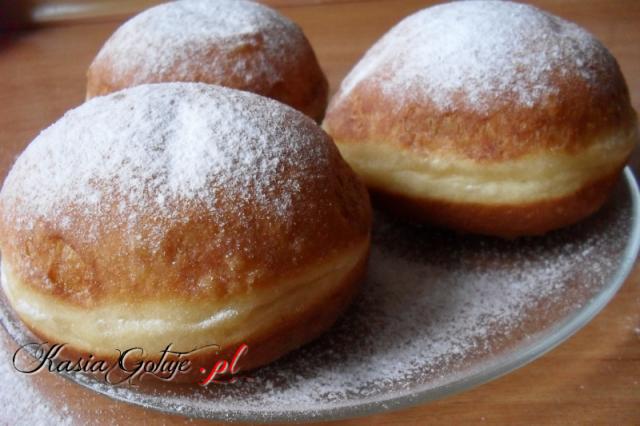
<box><xmin>0</xmin><ymin>83</ymin><xmax>371</xmax><ymax>381</ymax></box>
<box><xmin>323</xmin><ymin>0</ymin><xmax>638</xmax><ymax>237</ymax></box>
<box><xmin>86</xmin><ymin>0</ymin><xmax>328</xmax><ymax>122</ymax></box>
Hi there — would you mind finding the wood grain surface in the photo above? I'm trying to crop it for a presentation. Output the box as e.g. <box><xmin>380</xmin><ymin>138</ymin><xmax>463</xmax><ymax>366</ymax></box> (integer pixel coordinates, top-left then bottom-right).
<box><xmin>0</xmin><ymin>0</ymin><xmax>639</xmax><ymax>424</ymax></box>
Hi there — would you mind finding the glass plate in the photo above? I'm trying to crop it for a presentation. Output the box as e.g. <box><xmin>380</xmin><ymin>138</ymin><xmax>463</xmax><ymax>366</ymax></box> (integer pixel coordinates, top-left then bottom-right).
<box><xmin>1</xmin><ymin>169</ymin><xmax>639</xmax><ymax>423</ymax></box>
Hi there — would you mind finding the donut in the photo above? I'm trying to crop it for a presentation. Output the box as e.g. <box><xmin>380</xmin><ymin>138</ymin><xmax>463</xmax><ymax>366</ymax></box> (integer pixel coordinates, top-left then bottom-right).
<box><xmin>323</xmin><ymin>0</ymin><xmax>638</xmax><ymax>237</ymax></box>
<box><xmin>0</xmin><ymin>83</ymin><xmax>371</xmax><ymax>380</ymax></box>
<box><xmin>86</xmin><ymin>0</ymin><xmax>328</xmax><ymax>122</ymax></box>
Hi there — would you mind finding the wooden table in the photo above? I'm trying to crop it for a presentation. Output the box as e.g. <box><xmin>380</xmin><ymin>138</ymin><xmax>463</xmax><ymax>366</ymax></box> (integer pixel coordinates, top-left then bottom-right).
<box><xmin>0</xmin><ymin>0</ymin><xmax>639</xmax><ymax>424</ymax></box>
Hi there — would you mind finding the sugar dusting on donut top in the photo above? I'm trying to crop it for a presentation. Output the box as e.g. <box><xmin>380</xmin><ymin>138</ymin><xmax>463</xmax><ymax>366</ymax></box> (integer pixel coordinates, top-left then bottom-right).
<box><xmin>94</xmin><ymin>0</ymin><xmax>305</xmax><ymax>87</ymax></box>
<box><xmin>339</xmin><ymin>0</ymin><xmax>620</xmax><ymax>113</ymax></box>
<box><xmin>0</xmin><ymin>83</ymin><xmax>333</xmax><ymax>245</ymax></box>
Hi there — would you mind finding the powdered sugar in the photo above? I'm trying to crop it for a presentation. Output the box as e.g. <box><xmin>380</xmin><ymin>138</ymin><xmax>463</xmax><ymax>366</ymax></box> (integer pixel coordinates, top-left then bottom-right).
<box><xmin>146</xmin><ymin>193</ymin><xmax>631</xmax><ymax>420</ymax></box>
<box><xmin>0</xmin><ymin>83</ymin><xmax>329</xmax><ymax>248</ymax></box>
<box><xmin>339</xmin><ymin>0</ymin><xmax>617</xmax><ymax>112</ymax></box>
<box><xmin>0</xmin><ymin>346</ymin><xmax>75</xmax><ymax>425</ymax></box>
<box><xmin>92</xmin><ymin>0</ymin><xmax>305</xmax><ymax>89</ymax></box>
<box><xmin>3</xmin><ymin>181</ymin><xmax>629</xmax><ymax>422</ymax></box>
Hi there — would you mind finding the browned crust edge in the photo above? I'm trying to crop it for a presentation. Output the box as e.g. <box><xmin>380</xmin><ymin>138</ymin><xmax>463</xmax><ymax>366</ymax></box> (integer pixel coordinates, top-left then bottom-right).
<box><xmin>369</xmin><ymin>171</ymin><xmax>624</xmax><ymax>238</ymax></box>
<box><xmin>86</xmin><ymin>72</ymin><xmax>329</xmax><ymax>124</ymax></box>
<box><xmin>10</xmin><ymin>248</ymin><xmax>368</xmax><ymax>384</ymax></box>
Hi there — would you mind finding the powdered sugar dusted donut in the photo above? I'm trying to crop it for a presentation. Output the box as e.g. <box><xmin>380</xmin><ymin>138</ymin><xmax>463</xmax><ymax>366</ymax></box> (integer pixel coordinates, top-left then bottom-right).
<box><xmin>87</xmin><ymin>0</ymin><xmax>328</xmax><ymax>121</ymax></box>
<box><xmin>0</xmin><ymin>83</ymin><xmax>371</xmax><ymax>379</ymax></box>
<box><xmin>323</xmin><ymin>0</ymin><xmax>638</xmax><ymax>237</ymax></box>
